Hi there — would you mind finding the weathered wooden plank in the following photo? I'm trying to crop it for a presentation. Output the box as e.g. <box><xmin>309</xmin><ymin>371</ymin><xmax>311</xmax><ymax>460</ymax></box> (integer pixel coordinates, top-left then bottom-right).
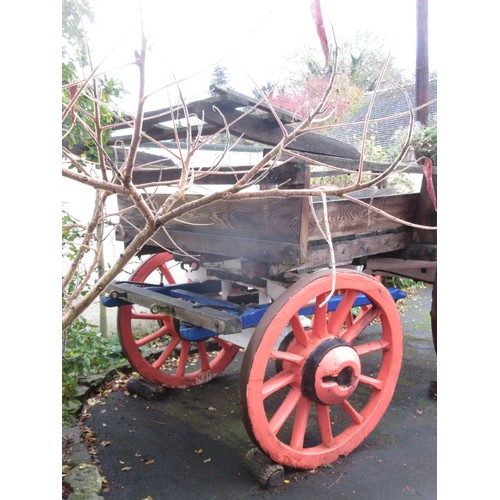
<box><xmin>308</xmin><ymin>193</ymin><xmax>420</xmax><ymax>241</ymax></box>
<box><xmin>209</xmin><ymin>84</ymin><xmax>301</xmax><ymax>124</ymax></box>
<box><xmin>364</xmin><ymin>257</ymin><xmax>437</xmax><ymax>283</ymax></box>
<box><xmin>192</xmin><ymin>100</ymin><xmax>360</xmax><ymax>159</ymax></box>
<box><xmin>274</xmin><ymin>150</ymin><xmax>438</xmax><ymax>175</ymax></box>
<box><xmin>116</xmin><ymin>191</ymin><xmax>303</xmax><ymax>265</ymax></box>
<box><xmin>294</xmin><ymin>231</ymin><xmax>411</xmax><ymax>269</ymax></box>
<box><xmin>129</xmin><ymin>162</ymin><xmax>307</xmax><ymax>186</ymax></box>
<box><xmin>119</xmin><ymin>227</ymin><xmax>302</xmax><ymax>266</ymax></box>
<box><xmin>106</xmin><ymin>281</ymin><xmax>242</xmax><ymax>334</ymax></box>
<box><xmin>118</xmin><ymin>194</ymin><xmax>303</xmax><ymax>243</ymax></box>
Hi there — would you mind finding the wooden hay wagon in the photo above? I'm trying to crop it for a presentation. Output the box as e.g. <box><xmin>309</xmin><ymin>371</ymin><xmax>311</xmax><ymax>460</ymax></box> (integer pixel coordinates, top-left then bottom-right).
<box><xmin>103</xmin><ymin>86</ymin><xmax>437</xmax><ymax>470</ymax></box>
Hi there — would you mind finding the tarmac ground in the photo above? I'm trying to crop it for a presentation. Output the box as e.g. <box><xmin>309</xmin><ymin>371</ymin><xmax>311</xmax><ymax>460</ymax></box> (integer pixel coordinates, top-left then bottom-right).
<box><xmin>74</xmin><ymin>284</ymin><xmax>437</xmax><ymax>499</ymax></box>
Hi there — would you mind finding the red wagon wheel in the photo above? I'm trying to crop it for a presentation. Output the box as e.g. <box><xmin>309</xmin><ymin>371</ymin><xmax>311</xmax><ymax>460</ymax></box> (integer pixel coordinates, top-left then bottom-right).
<box><xmin>118</xmin><ymin>252</ymin><xmax>239</xmax><ymax>388</ymax></box>
<box><xmin>240</xmin><ymin>269</ymin><xmax>403</xmax><ymax>469</ymax></box>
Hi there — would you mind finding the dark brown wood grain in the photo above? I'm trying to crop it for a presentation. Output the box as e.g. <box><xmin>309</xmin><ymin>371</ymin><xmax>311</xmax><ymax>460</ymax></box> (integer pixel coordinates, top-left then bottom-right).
<box><xmin>117</xmin><ymin>193</ymin><xmax>304</xmax><ymax>265</ymax></box>
<box><xmin>295</xmin><ymin>231</ymin><xmax>412</xmax><ymax>269</ymax></box>
<box><xmin>308</xmin><ymin>193</ymin><xmax>420</xmax><ymax>241</ymax></box>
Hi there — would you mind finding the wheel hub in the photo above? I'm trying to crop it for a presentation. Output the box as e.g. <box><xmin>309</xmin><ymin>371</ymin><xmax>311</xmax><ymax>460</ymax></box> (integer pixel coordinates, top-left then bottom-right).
<box><xmin>301</xmin><ymin>337</ymin><xmax>361</xmax><ymax>405</ymax></box>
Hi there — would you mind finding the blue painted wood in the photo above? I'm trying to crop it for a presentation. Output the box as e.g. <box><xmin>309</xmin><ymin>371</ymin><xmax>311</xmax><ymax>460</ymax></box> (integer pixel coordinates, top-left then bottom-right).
<box><xmin>103</xmin><ymin>279</ymin><xmax>406</xmax><ymax>342</ymax></box>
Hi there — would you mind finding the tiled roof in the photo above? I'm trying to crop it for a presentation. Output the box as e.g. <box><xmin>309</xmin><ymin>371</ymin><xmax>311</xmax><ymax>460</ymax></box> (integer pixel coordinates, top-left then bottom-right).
<box><xmin>332</xmin><ymin>79</ymin><xmax>437</xmax><ymax>150</ymax></box>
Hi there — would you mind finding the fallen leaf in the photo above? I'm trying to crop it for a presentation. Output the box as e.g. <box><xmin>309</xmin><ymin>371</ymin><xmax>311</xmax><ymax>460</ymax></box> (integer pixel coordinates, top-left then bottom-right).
<box><xmin>415</xmin><ymin>409</ymin><xmax>423</xmax><ymax>416</ymax></box>
<box><xmin>194</xmin><ymin>448</ymin><xmax>203</xmax><ymax>455</ymax></box>
<box><xmin>203</xmin><ymin>458</ymin><xmax>211</xmax><ymax>463</ymax></box>
<box><xmin>121</xmin><ymin>466</ymin><xmax>132</xmax><ymax>472</ymax></box>
<box><xmin>142</xmin><ymin>459</ymin><xmax>155</xmax><ymax>465</ymax></box>
<box><xmin>101</xmin><ymin>441</ymin><xmax>112</xmax><ymax>447</ymax></box>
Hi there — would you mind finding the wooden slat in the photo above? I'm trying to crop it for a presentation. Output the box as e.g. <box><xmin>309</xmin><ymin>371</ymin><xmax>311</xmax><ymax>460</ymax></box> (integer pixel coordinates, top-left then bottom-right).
<box><xmin>106</xmin><ymin>282</ymin><xmax>241</xmax><ymax>334</ymax></box>
<box><xmin>364</xmin><ymin>257</ymin><xmax>437</xmax><ymax>283</ymax></box>
<box><xmin>308</xmin><ymin>193</ymin><xmax>420</xmax><ymax>241</ymax></box>
<box><xmin>272</xmin><ymin>150</ymin><xmax>438</xmax><ymax>175</ymax></box>
<box><xmin>293</xmin><ymin>231</ymin><xmax>411</xmax><ymax>269</ymax></box>
<box><xmin>209</xmin><ymin>84</ymin><xmax>301</xmax><ymax>124</ymax></box>
<box><xmin>116</xmin><ymin>192</ymin><xmax>304</xmax><ymax>265</ymax></box>
<box><xmin>193</xmin><ymin>101</ymin><xmax>360</xmax><ymax>159</ymax></box>
<box><xmin>118</xmin><ymin>195</ymin><xmax>302</xmax><ymax>243</ymax></box>
<box><xmin>129</xmin><ymin>162</ymin><xmax>307</xmax><ymax>186</ymax></box>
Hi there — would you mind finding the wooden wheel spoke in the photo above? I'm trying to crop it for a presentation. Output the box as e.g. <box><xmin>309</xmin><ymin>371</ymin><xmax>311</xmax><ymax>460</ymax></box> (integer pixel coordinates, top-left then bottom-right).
<box><xmin>197</xmin><ymin>342</ymin><xmax>211</xmax><ymax>372</ymax></box>
<box><xmin>290</xmin><ymin>314</ymin><xmax>309</xmax><ymax>347</ymax></box>
<box><xmin>290</xmin><ymin>396</ymin><xmax>312</xmax><ymax>449</ymax></box>
<box><xmin>158</xmin><ymin>262</ymin><xmax>176</xmax><ymax>284</ymax></box>
<box><xmin>341</xmin><ymin>400</ymin><xmax>364</xmax><ymax>425</ymax></box>
<box><xmin>135</xmin><ymin>324</ymin><xmax>172</xmax><ymax>348</ymax></box>
<box><xmin>262</xmin><ymin>370</ymin><xmax>297</xmax><ymax>399</ymax></box>
<box><xmin>175</xmin><ymin>340</ymin><xmax>190</xmax><ymax>376</ymax></box>
<box><xmin>312</xmin><ymin>293</ymin><xmax>329</xmax><ymax>338</ymax></box>
<box><xmin>341</xmin><ymin>307</ymin><xmax>380</xmax><ymax>343</ymax></box>
<box><xmin>269</xmin><ymin>387</ymin><xmax>302</xmax><ymax>435</ymax></box>
<box><xmin>353</xmin><ymin>339</ymin><xmax>389</xmax><ymax>356</ymax></box>
<box><xmin>327</xmin><ymin>289</ymin><xmax>360</xmax><ymax>336</ymax></box>
<box><xmin>316</xmin><ymin>404</ymin><xmax>334</xmax><ymax>448</ymax></box>
<box><xmin>359</xmin><ymin>374</ymin><xmax>384</xmax><ymax>391</ymax></box>
<box><xmin>270</xmin><ymin>350</ymin><xmax>304</xmax><ymax>364</ymax></box>
<box><xmin>152</xmin><ymin>337</ymin><xmax>180</xmax><ymax>368</ymax></box>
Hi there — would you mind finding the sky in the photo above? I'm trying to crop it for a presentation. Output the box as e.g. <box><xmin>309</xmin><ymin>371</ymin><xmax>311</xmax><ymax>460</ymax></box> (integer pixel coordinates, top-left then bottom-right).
<box><xmin>87</xmin><ymin>0</ymin><xmax>437</xmax><ymax>112</ymax></box>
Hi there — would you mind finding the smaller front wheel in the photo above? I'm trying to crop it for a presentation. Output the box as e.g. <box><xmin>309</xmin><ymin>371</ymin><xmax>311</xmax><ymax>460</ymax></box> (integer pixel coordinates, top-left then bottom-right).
<box><xmin>240</xmin><ymin>269</ymin><xmax>403</xmax><ymax>469</ymax></box>
<box><xmin>118</xmin><ymin>253</ymin><xmax>239</xmax><ymax>388</ymax></box>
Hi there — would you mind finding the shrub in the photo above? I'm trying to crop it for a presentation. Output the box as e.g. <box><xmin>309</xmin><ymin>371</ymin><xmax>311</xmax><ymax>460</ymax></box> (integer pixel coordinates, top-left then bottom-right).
<box><xmin>411</xmin><ymin>122</ymin><xmax>437</xmax><ymax>165</ymax></box>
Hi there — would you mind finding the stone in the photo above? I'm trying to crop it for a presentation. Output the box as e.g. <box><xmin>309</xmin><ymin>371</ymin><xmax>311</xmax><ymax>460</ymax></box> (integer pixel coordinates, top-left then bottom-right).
<box><xmin>63</xmin><ymin>426</ymin><xmax>92</xmax><ymax>467</ymax></box>
<box><xmin>68</xmin><ymin>493</ymin><xmax>104</xmax><ymax>500</ymax></box>
<box><xmin>64</xmin><ymin>464</ymin><xmax>103</xmax><ymax>496</ymax></box>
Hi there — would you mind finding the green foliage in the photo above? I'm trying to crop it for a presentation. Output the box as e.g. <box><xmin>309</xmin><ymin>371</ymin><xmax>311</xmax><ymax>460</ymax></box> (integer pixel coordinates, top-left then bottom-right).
<box><xmin>62</xmin><ymin>317</ymin><xmax>125</xmax><ymax>424</ymax></box>
<box><xmin>383</xmin><ymin>276</ymin><xmax>424</xmax><ymax>291</ymax></box>
<box><xmin>356</xmin><ymin>133</ymin><xmax>390</xmax><ymax>163</ymax></box>
<box><xmin>62</xmin><ymin>60</ymin><xmax>125</xmax><ymax>161</ymax></box>
<box><xmin>62</xmin><ymin>211</ymin><xmax>125</xmax><ymax>423</ymax></box>
<box><xmin>62</xmin><ymin>0</ymin><xmax>94</xmax><ymax>65</ymax></box>
<box><xmin>62</xmin><ymin>0</ymin><xmax>126</xmax><ymax>162</ymax></box>
<box><xmin>411</xmin><ymin>123</ymin><xmax>437</xmax><ymax>164</ymax></box>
